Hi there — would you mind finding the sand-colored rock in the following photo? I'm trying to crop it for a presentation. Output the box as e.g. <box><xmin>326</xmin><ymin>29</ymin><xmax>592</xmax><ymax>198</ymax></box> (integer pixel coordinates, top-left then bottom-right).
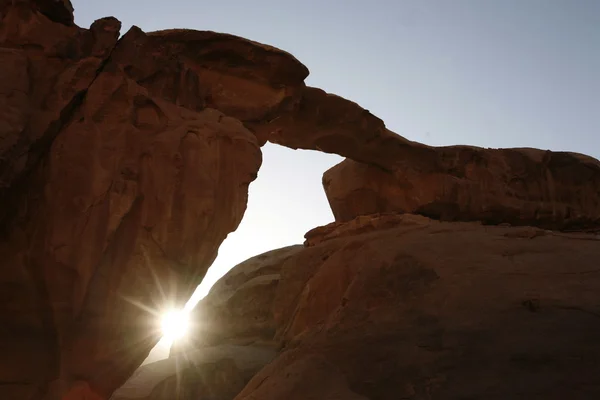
<box><xmin>236</xmin><ymin>214</ymin><xmax>600</xmax><ymax>399</ymax></box>
<box><xmin>111</xmin><ymin>345</ymin><xmax>276</xmax><ymax>400</ymax></box>
<box><xmin>235</xmin><ymin>350</ymin><xmax>367</xmax><ymax>400</ymax></box>
<box><xmin>167</xmin><ymin>214</ymin><xmax>600</xmax><ymax>399</ymax></box>
<box><xmin>85</xmin><ymin>12</ymin><xmax>600</xmax><ymax>233</ymax></box>
<box><xmin>0</xmin><ymin>5</ymin><xmax>120</xmax><ymax>192</ymax></box>
<box><xmin>323</xmin><ymin>150</ymin><xmax>600</xmax><ymax>231</ymax></box>
<box><xmin>171</xmin><ymin>245</ymin><xmax>303</xmax><ymax>355</ymax></box>
<box><xmin>2</xmin><ymin>1</ymin><xmax>600</xmax><ymax>399</ymax></box>
<box><xmin>0</xmin><ymin>3</ymin><xmax>261</xmax><ymax>399</ymax></box>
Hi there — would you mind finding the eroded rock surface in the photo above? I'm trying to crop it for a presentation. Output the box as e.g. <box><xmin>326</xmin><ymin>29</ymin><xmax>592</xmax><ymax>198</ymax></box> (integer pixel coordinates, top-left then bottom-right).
<box><xmin>323</xmin><ymin>150</ymin><xmax>600</xmax><ymax>230</ymax></box>
<box><xmin>2</xmin><ymin>1</ymin><xmax>600</xmax><ymax>399</ymax></box>
<box><xmin>111</xmin><ymin>345</ymin><xmax>276</xmax><ymax>400</ymax></box>
<box><xmin>114</xmin><ymin>246</ymin><xmax>301</xmax><ymax>400</ymax></box>
<box><xmin>235</xmin><ymin>350</ymin><xmax>367</xmax><ymax>400</ymax></box>
<box><xmin>242</xmin><ymin>215</ymin><xmax>600</xmax><ymax>399</ymax></box>
<box><xmin>0</xmin><ymin>3</ymin><xmax>261</xmax><ymax>399</ymax></box>
<box><xmin>168</xmin><ymin>214</ymin><xmax>600</xmax><ymax>399</ymax></box>
<box><xmin>173</xmin><ymin>245</ymin><xmax>303</xmax><ymax>354</ymax></box>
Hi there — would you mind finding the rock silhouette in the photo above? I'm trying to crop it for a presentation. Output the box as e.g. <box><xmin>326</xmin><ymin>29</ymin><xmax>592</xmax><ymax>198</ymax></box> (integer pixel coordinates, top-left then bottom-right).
<box><xmin>1</xmin><ymin>1</ymin><xmax>599</xmax><ymax>399</ymax></box>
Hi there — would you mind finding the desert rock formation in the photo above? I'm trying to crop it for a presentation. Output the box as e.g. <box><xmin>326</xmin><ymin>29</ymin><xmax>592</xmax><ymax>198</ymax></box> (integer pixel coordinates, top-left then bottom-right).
<box><xmin>181</xmin><ymin>215</ymin><xmax>600</xmax><ymax>400</ymax></box>
<box><xmin>1</xmin><ymin>1</ymin><xmax>600</xmax><ymax>399</ymax></box>
<box><xmin>111</xmin><ymin>345</ymin><xmax>276</xmax><ymax>400</ymax></box>
<box><xmin>324</xmin><ymin>151</ymin><xmax>600</xmax><ymax>230</ymax></box>
<box><xmin>113</xmin><ymin>246</ymin><xmax>304</xmax><ymax>400</ymax></box>
<box><xmin>0</xmin><ymin>2</ymin><xmax>261</xmax><ymax>399</ymax></box>
<box><xmin>171</xmin><ymin>245</ymin><xmax>304</xmax><ymax>354</ymax></box>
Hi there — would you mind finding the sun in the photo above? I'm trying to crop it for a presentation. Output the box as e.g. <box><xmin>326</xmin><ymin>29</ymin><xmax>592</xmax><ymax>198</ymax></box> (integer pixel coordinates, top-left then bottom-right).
<box><xmin>160</xmin><ymin>310</ymin><xmax>189</xmax><ymax>341</ymax></box>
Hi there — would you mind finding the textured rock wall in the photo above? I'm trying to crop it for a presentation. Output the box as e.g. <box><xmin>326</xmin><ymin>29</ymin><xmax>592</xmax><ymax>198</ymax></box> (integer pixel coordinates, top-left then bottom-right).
<box><xmin>0</xmin><ymin>2</ymin><xmax>261</xmax><ymax>399</ymax></box>
<box><xmin>171</xmin><ymin>245</ymin><xmax>304</xmax><ymax>354</ymax></box>
<box><xmin>2</xmin><ymin>1</ymin><xmax>600</xmax><ymax>399</ymax></box>
<box><xmin>323</xmin><ymin>150</ymin><xmax>600</xmax><ymax>230</ymax></box>
<box><xmin>237</xmin><ymin>215</ymin><xmax>600</xmax><ymax>399</ymax></box>
<box><xmin>168</xmin><ymin>215</ymin><xmax>600</xmax><ymax>399</ymax></box>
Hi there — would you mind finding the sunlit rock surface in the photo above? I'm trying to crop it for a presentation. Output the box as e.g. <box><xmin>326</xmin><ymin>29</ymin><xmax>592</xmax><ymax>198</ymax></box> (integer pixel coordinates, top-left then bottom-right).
<box><xmin>171</xmin><ymin>245</ymin><xmax>303</xmax><ymax>354</ymax></box>
<box><xmin>114</xmin><ymin>246</ymin><xmax>302</xmax><ymax>400</ymax></box>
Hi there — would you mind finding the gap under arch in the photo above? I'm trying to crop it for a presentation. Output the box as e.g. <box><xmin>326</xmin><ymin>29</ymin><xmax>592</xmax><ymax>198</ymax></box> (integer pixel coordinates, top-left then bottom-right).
<box><xmin>142</xmin><ymin>142</ymin><xmax>342</xmax><ymax>364</ymax></box>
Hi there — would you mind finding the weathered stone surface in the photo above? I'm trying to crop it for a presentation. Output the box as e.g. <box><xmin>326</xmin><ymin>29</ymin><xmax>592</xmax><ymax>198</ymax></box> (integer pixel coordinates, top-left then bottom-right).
<box><xmin>0</xmin><ymin>4</ymin><xmax>119</xmax><ymax>192</ymax></box>
<box><xmin>0</xmin><ymin>0</ymin><xmax>75</xmax><ymax>26</ymax></box>
<box><xmin>323</xmin><ymin>149</ymin><xmax>600</xmax><ymax>231</ymax></box>
<box><xmin>235</xmin><ymin>350</ymin><xmax>367</xmax><ymax>400</ymax></box>
<box><xmin>167</xmin><ymin>214</ymin><xmax>600</xmax><ymax>399</ymax></box>
<box><xmin>171</xmin><ymin>245</ymin><xmax>303</xmax><ymax>355</ymax></box>
<box><xmin>111</xmin><ymin>345</ymin><xmax>276</xmax><ymax>400</ymax></box>
<box><xmin>2</xmin><ymin>1</ymin><xmax>600</xmax><ymax>399</ymax></box>
<box><xmin>0</xmin><ymin>3</ymin><xmax>261</xmax><ymax>399</ymax></box>
<box><xmin>238</xmin><ymin>214</ymin><xmax>600</xmax><ymax>399</ymax></box>
<box><xmin>112</xmin><ymin>24</ymin><xmax>600</xmax><ymax>235</ymax></box>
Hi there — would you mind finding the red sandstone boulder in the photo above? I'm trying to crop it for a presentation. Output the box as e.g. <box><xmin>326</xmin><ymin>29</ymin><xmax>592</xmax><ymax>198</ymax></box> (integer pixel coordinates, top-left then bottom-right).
<box><xmin>323</xmin><ymin>149</ymin><xmax>600</xmax><ymax>231</ymax></box>
<box><xmin>235</xmin><ymin>350</ymin><xmax>367</xmax><ymax>400</ymax></box>
<box><xmin>171</xmin><ymin>245</ymin><xmax>303</xmax><ymax>355</ymax></box>
<box><xmin>0</xmin><ymin>3</ymin><xmax>261</xmax><ymax>399</ymax></box>
<box><xmin>112</xmin><ymin>345</ymin><xmax>276</xmax><ymax>400</ymax></box>
<box><xmin>238</xmin><ymin>214</ymin><xmax>600</xmax><ymax>399</ymax></box>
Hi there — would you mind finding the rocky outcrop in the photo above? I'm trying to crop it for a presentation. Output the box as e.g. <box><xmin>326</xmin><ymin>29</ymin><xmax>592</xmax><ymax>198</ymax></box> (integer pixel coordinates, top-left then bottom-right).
<box><xmin>117</xmin><ymin>25</ymin><xmax>600</xmax><ymax>232</ymax></box>
<box><xmin>111</xmin><ymin>345</ymin><xmax>276</xmax><ymax>400</ymax></box>
<box><xmin>114</xmin><ymin>246</ymin><xmax>302</xmax><ymax>400</ymax></box>
<box><xmin>0</xmin><ymin>3</ymin><xmax>261</xmax><ymax>399</ymax></box>
<box><xmin>168</xmin><ymin>214</ymin><xmax>600</xmax><ymax>399</ymax></box>
<box><xmin>2</xmin><ymin>1</ymin><xmax>600</xmax><ymax>399</ymax></box>
<box><xmin>171</xmin><ymin>245</ymin><xmax>303</xmax><ymax>355</ymax></box>
<box><xmin>237</xmin><ymin>214</ymin><xmax>600</xmax><ymax>399</ymax></box>
<box><xmin>323</xmin><ymin>149</ymin><xmax>600</xmax><ymax>231</ymax></box>
<box><xmin>235</xmin><ymin>350</ymin><xmax>367</xmax><ymax>400</ymax></box>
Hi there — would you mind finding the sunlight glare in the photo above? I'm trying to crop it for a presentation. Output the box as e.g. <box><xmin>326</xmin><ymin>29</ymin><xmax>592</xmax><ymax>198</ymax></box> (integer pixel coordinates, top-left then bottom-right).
<box><xmin>160</xmin><ymin>310</ymin><xmax>189</xmax><ymax>341</ymax></box>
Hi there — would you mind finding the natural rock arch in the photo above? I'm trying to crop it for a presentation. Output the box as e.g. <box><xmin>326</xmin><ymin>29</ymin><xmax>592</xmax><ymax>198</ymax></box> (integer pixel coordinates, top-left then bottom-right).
<box><xmin>1</xmin><ymin>1</ymin><xmax>599</xmax><ymax>399</ymax></box>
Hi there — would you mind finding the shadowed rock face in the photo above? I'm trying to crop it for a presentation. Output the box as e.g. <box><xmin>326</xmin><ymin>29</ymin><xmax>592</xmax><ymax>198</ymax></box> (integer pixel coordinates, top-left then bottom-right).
<box><xmin>240</xmin><ymin>215</ymin><xmax>600</xmax><ymax>399</ymax></box>
<box><xmin>171</xmin><ymin>245</ymin><xmax>304</xmax><ymax>355</ymax></box>
<box><xmin>323</xmin><ymin>149</ymin><xmax>600</xmax><ymax>231</ymax></box>
<box><xmin>170</xmin><ymin>215</ymin><xmax>600</xmax><ymax>400</ymax></box>
<box><xmin>111</xmin><ymin>345</ymin><xmax>277</xmax><ymax>400</ymax></box>
<box><xmin>112</xmin><ymin>247</ymin><xmax>301</xmax><ymax>400</ymax></box>
<box><xmin>1</xmin><ymin>1</ymin><xmax>600</xmax><ymax>399</ymax></box>
<box><xmin>0</xmin><ymin>3</ymin><xmax>261</xmax><ymax>399</ymax></box>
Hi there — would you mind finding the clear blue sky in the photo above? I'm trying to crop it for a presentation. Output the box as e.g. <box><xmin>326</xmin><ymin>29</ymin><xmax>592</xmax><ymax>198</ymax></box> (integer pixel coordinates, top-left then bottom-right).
<box><xmin>72</xmin><ymin>0</ymin><xmax>599</xmax><ymax>308</ymax></box>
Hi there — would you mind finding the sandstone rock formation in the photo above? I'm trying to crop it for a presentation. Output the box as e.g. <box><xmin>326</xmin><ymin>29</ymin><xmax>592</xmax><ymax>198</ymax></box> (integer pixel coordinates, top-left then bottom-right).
<box><xmin>323</xmin><ymin>150</ymin><xmax>600</xmax><ymax>230</ymax></box>
<box><xmin>171</xmin><ymin>245</ymin><xmax>303</xmax><ymax>354</ymax></box>
<box><xmin>182</xmin><ymin>215</ymin><xmax>600</xmax><ymax>399</ymax></box>
<box><xmin>111</xmin><ymin>345</ymin><xmax>276</xmax><ymax>400</ymax></box>
<box><xmin>114</xmin><ymin>246</ymin><xmax>302</xmax><ymax>400</ymax></box>
<box><xmin>2</xmin><ymin>1</ymin><xmax>600</xmax><ymax>399</ymax></box>
<box><xmin>0</xmin><ymin>3</ymin><xmax>261</xmax><ymax>399</ymax></box>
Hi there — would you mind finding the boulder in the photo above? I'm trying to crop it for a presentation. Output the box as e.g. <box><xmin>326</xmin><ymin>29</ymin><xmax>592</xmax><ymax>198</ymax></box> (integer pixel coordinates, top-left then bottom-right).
<box><xmin>171</xmin><ymin>245</ymin><xmax>304</xmax><ymax>354</ymax></box>
<box><xmin>115</xmin><ymin>246</ymin><xmax>302</xmax><ymax>400</ymax></box>
<box><xmin>111</xmin><ymin>345</ymin><xmax>276</xmax><ymax>400</ymax></box>
<box><xmin>235</xmin><ymin>350</ymin><xmax>367</xmax><ymax>400</ymax></box>
<box><xmin>238</xmin><ymin>214</ymin><xmax>600</xmax><ymax>399</ymax></box>
<box><xmin>323</xmin><ymin>149</ymin><xmax>600</xmax><ymax>231</ymax></box>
